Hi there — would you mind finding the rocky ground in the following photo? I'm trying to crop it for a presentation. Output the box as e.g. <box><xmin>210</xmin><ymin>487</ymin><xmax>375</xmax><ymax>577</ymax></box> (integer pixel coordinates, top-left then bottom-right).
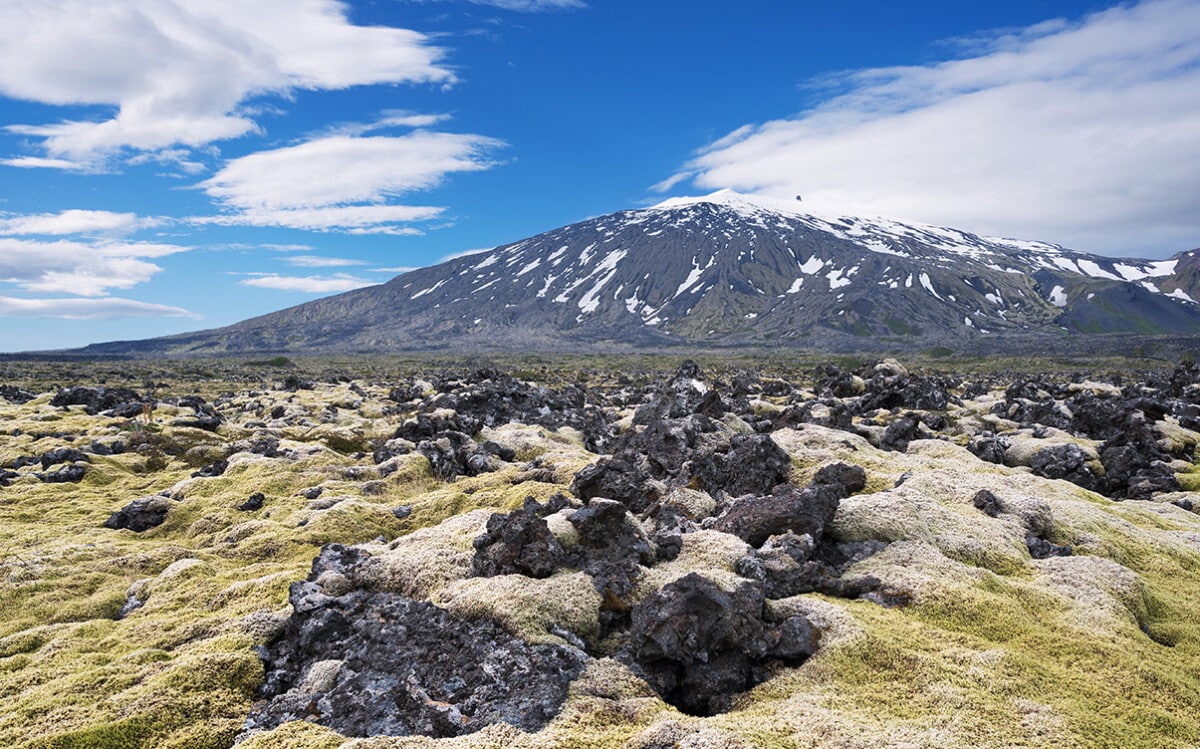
<box><xmin>1</xmin><ymin>357</ymin><xmax>1199</xmax><ymax>748</ymax></box>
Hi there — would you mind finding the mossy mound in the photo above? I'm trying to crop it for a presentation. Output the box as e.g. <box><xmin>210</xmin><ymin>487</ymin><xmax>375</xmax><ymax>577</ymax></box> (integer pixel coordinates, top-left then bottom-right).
<box><xmin>1</xmin><ymin>361</ymin><xmax>1199</xmax><ymax>748</ymax></box>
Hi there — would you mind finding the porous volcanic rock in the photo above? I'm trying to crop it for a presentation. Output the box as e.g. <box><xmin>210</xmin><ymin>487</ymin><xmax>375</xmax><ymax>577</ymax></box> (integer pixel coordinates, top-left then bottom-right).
<box><xmin>620</xmin><ymin>573</ymin><xmax>817</xmax><ymax>716</ymax></box>
<box><xmin>104</xmin><ymin>496</ymin><xmax>172</xmax><ymax>532</ymax></box>
<box><xmin>247</xmin><ymin>545</ymin><xmax>588</xmax><ymax>739</ymax></box>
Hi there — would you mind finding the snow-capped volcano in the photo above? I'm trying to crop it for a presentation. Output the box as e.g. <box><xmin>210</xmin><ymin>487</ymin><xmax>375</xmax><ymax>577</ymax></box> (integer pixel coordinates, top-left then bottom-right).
<box><xmin>79</xmin><ymin>190</ymin><xmax>1200</xmax><ymax>355</ymax></box>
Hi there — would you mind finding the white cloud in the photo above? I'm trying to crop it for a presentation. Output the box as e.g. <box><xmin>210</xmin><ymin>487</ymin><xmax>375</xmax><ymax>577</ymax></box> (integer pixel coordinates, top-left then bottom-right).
<box><xmin>0</xmin><ymin>0</ymin><xmax>454</xmax><ymax>168</ymax></box>
<box><xmin>0</xmin><ymin>209</ymin><xmax>155</xmax><ymax>236</ymax></box>
<box><xmin>240</xmin><ymin>273</ymin><xmax>374</xmax><ymax>293</ymax></box>
<box><xmin>262</xmin><ymin>244</ymin><xmax>316</xmax><ymax>252</ymax></box>
<box><xmin>327</xmin><ymin>111</ymin><xmax>454</xmax><ymax>138</ymax></box>
<box><xmin>195</xmin><ymin>203</ymin><xmax>445</xmax><ymax>232</ymax></box>
<box><xmin>0</xmin><ymin>238</ymin><xmax>188</xmax><ymax>296</ymax></box>
<box><xmin>662</xmin><ymin>0</ymin><xmax>1200</xmax><ymax>257</ymax></box>
<box><xmin>461</xmin><ymin>0</ymin><xmax>586</xmax><ymax>10</ymax></box>
<box><xmin>126</xmin><ymin>148</ymin><xmax>209</xmax><ymax>175</ymax></box>
<box><xmin>286</xmin><ymin>255</ymin><xmax>365</xmax><ymax>267</ymax></box>
<box><xmin>1</xmin><ymin>156</ymin><xmax>93</xmax><ymax>171</ymax></box>
<box><xmin>370</xmin><ymin>266</ymin><xmax>418</xmax><ymax>274</ymax></box>
<box><xmin>0</xmin><ymin>295</ymin><xmax>196</xmax><ymax>319</ymax></box>
<box><xmin>201</xmin><ymin>133</ymin><xmax>501</xmax><ymax>209</ymax></box>
<box><xmin>196</xmin><ymin>131</ymin><xmax>501</xmax><ymax>232</ymax></box>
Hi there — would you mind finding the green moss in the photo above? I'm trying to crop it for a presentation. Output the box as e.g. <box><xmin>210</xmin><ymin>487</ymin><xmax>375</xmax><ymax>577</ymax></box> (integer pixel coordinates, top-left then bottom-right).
<box><xmin>236</xmin><ymin>721</ymin><xmax>345</xmax><ymax>749</ymax></box>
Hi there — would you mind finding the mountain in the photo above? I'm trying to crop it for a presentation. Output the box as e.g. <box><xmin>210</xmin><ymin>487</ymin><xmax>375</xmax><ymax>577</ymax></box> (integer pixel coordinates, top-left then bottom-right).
<box><xmin>78</xmin><ymin>190</ymin><xmax>1200</xmax><ymax>355</ymax></box>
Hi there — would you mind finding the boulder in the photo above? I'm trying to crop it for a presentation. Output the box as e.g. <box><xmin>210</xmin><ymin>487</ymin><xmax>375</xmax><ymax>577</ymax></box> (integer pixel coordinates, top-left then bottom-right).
<box><xmin>621</xmin><ymin>573</ymin><xmax>816</xmax><ymax>716</ymax></box>
<box><xmin>104</xmin><ymin>496</ymin><xmax>172</xmax><ymax>532</ymax></box>
<box><xmin>247</xmin><ymin>546</ymin><xmax>587</xmax><ymax>739</ymax></box>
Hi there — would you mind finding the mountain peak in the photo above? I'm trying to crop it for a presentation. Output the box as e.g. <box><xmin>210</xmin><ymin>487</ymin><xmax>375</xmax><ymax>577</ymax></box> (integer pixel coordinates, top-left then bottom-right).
<box><xmin>651</xmin><ymin>188</ymin><xmax>812</xmax><ymax>217</ymax></box>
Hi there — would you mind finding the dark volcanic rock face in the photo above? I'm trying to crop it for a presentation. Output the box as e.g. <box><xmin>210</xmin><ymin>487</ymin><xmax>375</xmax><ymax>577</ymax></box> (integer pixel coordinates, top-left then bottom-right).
<box><xmin>620</xmin><ymin>573</ymin><xmax>816</xmax><ymax>716</ymax></box>
<box><xmin>247</xmin><ymin>545</ymin><xmax>588</xmax><ymax>740</ymax></box>
<box><xmin>51</xmin><ymin>386</ymin><xmax>146</xmax><ymax>416</ymax></box>
<box><xmin>472</xmin><ymin>498</ymin><xmax>566</xmax><ymax>579</ymax></box>
<box><xmin>104</xmin><ymin>496</ymin><xmax>172</xmax><ymax>532</ymax></box>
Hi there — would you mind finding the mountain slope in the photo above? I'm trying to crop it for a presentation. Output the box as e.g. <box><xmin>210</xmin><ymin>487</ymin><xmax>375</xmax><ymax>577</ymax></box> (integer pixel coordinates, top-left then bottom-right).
<box><xmin>79</xmin><ymin>190</ymin><xmax>1200</xmax><ymax>355</ymax></box>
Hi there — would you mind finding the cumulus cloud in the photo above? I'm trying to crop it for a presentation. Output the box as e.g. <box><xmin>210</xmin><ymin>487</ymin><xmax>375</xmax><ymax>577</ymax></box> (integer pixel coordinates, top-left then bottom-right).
<box><xmin>661</xmin><ymin>0</ymin><xmax>1200</xmax><ymax>256</ymax></box>
<box><xmin>201</xmin><ymin>133</ymin><xmax>501</xmax><ymax>209</ymax></box>
<box><xmin>0</xmin><ymin>209</ymin><xmax>156</xmax><ymax>236</ymax></box>
<box><xmin>240</xmin><ymin>274</ymin><xmax>375</xmax><ymax>293</ymax></box>
<box><xmin>0</xmin><ymin>0</ymin><xmax>454</xmax><ymax>168</ymax></box>
<box><xmin>197</xmin><ymin>131</ymin><xmax>502</xmax><ymax>232</ymax></box>
<box><xmin>0</xmin><ymin>296</ymin><xmax>196</xmax><ymax>319</ymax></box>
<box><xmin>0</xmin><ymin>238</ymin><xmax>188</xmax><ymax>296</ymax></box>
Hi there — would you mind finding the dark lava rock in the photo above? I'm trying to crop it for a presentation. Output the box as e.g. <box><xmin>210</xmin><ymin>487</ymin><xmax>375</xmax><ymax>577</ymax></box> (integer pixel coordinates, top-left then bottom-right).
<box><xmin>774</xmin><ymin>399</ymin><xmax>854</xmax><ymax>431</ymax></box>
<box><xmin>0</xmin><ymin>469</ymin><xmax>17</xmax><ymax>487</ymax></box>
<box><xmin>248</xmin><ymin>545</ymin><xmax>587</xmax><ymax>739</ymax></box>
<box><xmin>570</xmin><ymin>451</ymin><xmax>657</xmax><ymax>512</ymax></box>
<box><xmin>813</xmin><ymin>462</ymin><xmax>867</xmax><ymax>494</ymax></box>
<box><xmin>394</xmin><ymin>411</ymin><xmax>478</xmax><ymax>443</ymax></box>
<box><xmin>692</xmin><ymin>433</ymin><xmax>791</xmax><ymax>498</ymax></box>
<box><xmin>1029</xmin><ymin>443</ymin><xmax>1099</xmax><ymax>491</ymax></box>
<box><xmin>1125</xmin><ymin>463</ymin><xmax>1181</xmax><ymax>500</ymax></box>
<box><xmin>280</xmin><ymin>375</ymin><xmax>312</xmax><ymax>391</ymax></box>
<box><xmin>620</xmin><ymin>573</ymin><xmax>816</xmax><ymax>716</ymax></box>
<box><xmin>713</xmin><ymin>463</ymin><xmax>863</xmax><ymax>548</ymax></box>
<box><xmin>239</xmin><ymin>492</ymin><xmax>266</xmax><ymax>512</ymax></box>
<box><xmin>852</xmin><ymin>363</ymin><xmax>956</xmax><ymax>414</ymax></box>
<box><xmin>173</xmin><ymin>414</ymin><xmax>223</xmax><ymax>431</ymax></box>
<box><xmin>0</xmin><ymin>385</ymin><xmax>36</xmax><ymax>404</ymax></box>
<box><xmin>372</xmin><ymin>437</ymin><xmax>413</xmax><ymax>465</ymax></box>
<box><xmin>1026</xmin><ymin>535</ymin><xmax>1073</xmax><ymax>559</ymax></box>
<box><xmin>40</xmin><ymin>447</ymin><xmax>89</xmax><ymax>469</ymax></box>
<box><xmin>191</xmin><ymin>459</ymin><xmax>228</xmax><ymax>479</ymax></box>
<box><xmin>104</xmin><ymin>496</ymin><xmax>172</xmax><ymax>532</ymax></box>
<box><xmin>427</xmin><ymin>374</ymin><xmax>614</xmax><ymax>452</ymax></box>
<box><xmin>416</xmin><ymin>431</ymin><xmax>512</xmax><ymax>481</ymax></box>
<box><xmin>973</xmin><ymin>489</ymin><xmax>1002</xmax><ymax>517</ymax></box>
<box><xmin>967</xmin><ymin>433</ymin><xmax>1010</xmax><ymax>464</ymax></box>
<box><xmin>415</xmin><ymin>431</ymin><xmax>474</xmax><ymax>481</ymax></box>
<box><xmin>50</xmin><ymin>386</ymin><xmax>146</xmax><ymax>416</ymax></box>
<box><xmin>735</xmin><ymin>532</ymin><xmax>883</xmax><ymax>600</ymax></box>
<box><xmin>473</xmin><ymin>499</ymin><xmax>566</xmax><ymax>579</ymax></box>
<box><xmin>567</xmin><ymin>498</ymin><xmax>655</xmax><ymax>624</ymax></box>
<box><xmin>38</xmin><ymin>464</ymin><xmax>87</xmax><ymax>483</ymax></box>
<box><xmin>879</xmin><ymin>412</ymin><xmax>926</xmax><ymax>452</ymax></box>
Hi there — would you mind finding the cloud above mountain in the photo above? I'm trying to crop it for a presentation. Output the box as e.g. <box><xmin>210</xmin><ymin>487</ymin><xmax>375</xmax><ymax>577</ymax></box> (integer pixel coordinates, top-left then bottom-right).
<box><xmin>661</xmin><ymin>0</ymin><xmax>1200</xmax><ymax>256</ymax></box>
<box><xmin>197</xmin><ymin>131</ymin><xmax>503</xmax><ymax>233</ymax></box>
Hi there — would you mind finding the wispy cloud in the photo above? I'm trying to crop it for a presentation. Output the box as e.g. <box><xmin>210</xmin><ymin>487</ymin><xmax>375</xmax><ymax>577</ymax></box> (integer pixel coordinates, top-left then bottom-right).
<box><xmin>196</xmin><ymin>131</ymin><xmax>503</xmax><ymax>232</ymax></box>
<box><xmin>195</xmin><ymin>204</ymin><xmax>443</xmax><ymax>233</ymax></box>
<box><xmin>0</xmin><ymin>296</ymin><xmax>197</xmax><ymax>319</ymax></box>
<box><xmin>0</xmin><ymin>238</ymin><xmax>189</xmax><ymax>296</ymax></box>
<box><xmin>660</xmin><ymin>0</ymin><xmax>1200</xmax><ymax>256</ymax></box>
<box><xmin>460</xmin><ymin>0</ymin><xmax>586</xmax><ymax>10</ymax></box>
<box><xmin>286</xmin><ymin>255</ymin><xmax>365</xmax><ymax>268</ymax></box>
<box><xmin>0</xmin><ymin>209</ymin><xmax>158</xmax><ymax>236</ymax></box>
<box><xmin>325</xmin><ymin>111</ymin><xmax>455</xmax><ymax>138</ymax></box>
<box><xmin>0</xmin><ymin>0</ymin><xmax>455</xmax><ymax>169</ymax></box>
<box><xmin>239</xmin><ymin>273</ymin><xmax>375</xmax><ymax>293</ymax></box>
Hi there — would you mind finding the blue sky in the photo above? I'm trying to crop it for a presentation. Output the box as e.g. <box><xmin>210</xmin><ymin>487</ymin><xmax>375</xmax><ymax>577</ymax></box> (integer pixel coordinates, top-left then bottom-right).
<box><xmin>1</xmin><ymin>0</ymin><xmax>1199</xmax><ymax>351</ymax></box>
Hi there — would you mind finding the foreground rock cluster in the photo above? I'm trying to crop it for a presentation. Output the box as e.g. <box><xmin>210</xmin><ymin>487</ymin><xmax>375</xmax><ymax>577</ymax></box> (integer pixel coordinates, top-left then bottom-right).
<box><xmin>1</xmin><ymin>357</ymin><xmax>1199</xmax><ymax>748</ymax></box>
